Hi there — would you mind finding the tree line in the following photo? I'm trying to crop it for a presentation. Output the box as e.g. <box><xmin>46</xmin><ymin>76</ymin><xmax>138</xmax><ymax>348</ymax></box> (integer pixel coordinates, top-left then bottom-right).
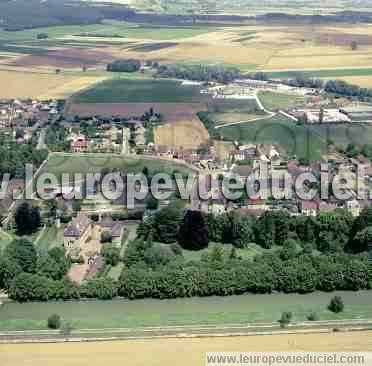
<box><xmin>155</xmin><ymin>64</ymin><xmax>242</xmax><ymax>83</ymax></box>
<box><xmin>106</xmin><ymin>59</ymin><xmax>141</xmax><ymax>73</ymax></box>
<box><xmin>0</xmin><ymin>137</ymin><xmax>47</xmax><ymax>179</ymax></box>
<box><xmin>3</xmin><ymin>205</ymin><xmax>372</xmax><ymax>302</ymax></box>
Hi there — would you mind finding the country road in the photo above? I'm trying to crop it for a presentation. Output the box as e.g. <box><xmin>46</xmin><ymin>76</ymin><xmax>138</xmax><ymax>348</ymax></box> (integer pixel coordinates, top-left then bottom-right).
<box><xmin>214</xmin><ymin>91</ymin><xmax>276</xmax><ymax>129</ymax></box>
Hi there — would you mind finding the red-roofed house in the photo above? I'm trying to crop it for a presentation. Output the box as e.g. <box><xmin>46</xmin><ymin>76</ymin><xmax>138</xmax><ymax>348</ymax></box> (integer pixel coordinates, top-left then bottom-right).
<box><xmin>71</xmin><ymin>137</ymin><xmax>88</xmax><ymax>153</ymax></box>
<box><xmin>299</xmin><ymin>200</ymin><xmax>318</xmax><ymax>216</ymax></box>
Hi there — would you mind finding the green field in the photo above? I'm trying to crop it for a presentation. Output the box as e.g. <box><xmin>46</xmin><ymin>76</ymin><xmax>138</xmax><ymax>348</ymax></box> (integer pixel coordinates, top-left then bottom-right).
<box><xmin>307</xmin><ymin>123</ymin><xmax>372</xmax><ymax>148</ymax></box>
<box><xmin>219</xmin><ymin>115</ymin><xmax>327</xmax><ymax>161</ymax></box>
<box><xmin>258</xmin><ymin>91</ymin><xmax>305</xmax><ymax>111</ymax></box>
<box><xmin>35</xmin><ymin>224</ymin><xmax>64</xmax><ymax>252</ymax></box>
<box><xmin>265</xmin><ymin>68</ymin><xmax>372</xmax><ymax>80</ymax></box>
<box><xmin>0</xmin><ymin>291</ymin><xmax>371</xmax><ymax>331</ymax></box>
<box><xmin>73</xmin><ymin>77</ymin><xmax>202</xmax><ymax>103</ymax></box>
<box><xmin>41</xmin><ymin>154</ymin><xmax>192</xmax><ymax>180</ymax></box>
<box><xmin>0</xmin><ymin>230</ymin><xmax>13</xmax><ymax>251</ymax></box>
<box><xmin>0</xmin><ymin>23</ymin><xmax>214</xmax><ymax>42</ymax></box>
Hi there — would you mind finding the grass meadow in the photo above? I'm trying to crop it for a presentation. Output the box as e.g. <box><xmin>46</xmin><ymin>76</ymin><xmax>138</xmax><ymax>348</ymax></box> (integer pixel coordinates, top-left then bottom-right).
<box><xmin>219</xmin><ymin>115</ymin><xmax>327</xmax><ymax>161</ymax></box>
<box><xmin>0</xmin><ymin>291</ymin><xmax>371</xmax><ymax>331</ymax></box>
<box><xmin>40</xmin><ymin>154</ymin><xmax>191</xmax><ymax>180</ymax></box>
<box><xmin>73</xmin><ymin>77</ymin><xmax>203</xmax><ymax>103</ymax></box>
<box><xmin>0</xmin><ymin>23</ymin><xmax>215</xmax><ymax>42</ymax></box>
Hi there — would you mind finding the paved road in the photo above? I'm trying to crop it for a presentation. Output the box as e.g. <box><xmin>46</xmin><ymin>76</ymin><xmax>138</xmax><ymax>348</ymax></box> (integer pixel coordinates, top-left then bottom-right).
<box><xmin>36</xmin><ymin>128</ymin><xmax>47</xmax><ymax>150</ymax></box>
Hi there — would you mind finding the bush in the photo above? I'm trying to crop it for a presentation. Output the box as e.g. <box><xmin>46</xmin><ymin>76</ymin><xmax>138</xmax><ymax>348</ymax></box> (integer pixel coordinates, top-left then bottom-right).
<box><xmin>101</xmin><ymin>230</ymin><xmax>112</xmax><ymax>244</ymax></box>
<box><xmin>107</xmin><ymin>59</ymin><xmax>141</xmax><ymax>73</ymax></box>
<box><xmin>278</xmin><ymin>311</ymin><xmax>293</xmax><ymax>328</ymax></box>
<box><xmin>102</xmin><ymin>244</ymin><xmax>120</xmax><ymax>266</ymax></box>
<box><xmin>47</xmin><ymin>314</ymin><xmax>61</xmax><ymax>329</ymax></box>
<box><xmin>328</xmin><ymin>296</ymin><xmax>344</xmax><ymax>313</ymax></box>
<box><xmin>306</xmin><ymin>311</ymin><xmax>319</xmax><ymax>321</ymax></box>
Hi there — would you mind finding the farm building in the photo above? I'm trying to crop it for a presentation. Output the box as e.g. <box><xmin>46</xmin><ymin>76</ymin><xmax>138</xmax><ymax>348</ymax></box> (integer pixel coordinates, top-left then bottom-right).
<box><xmin>292</xmin><ymin>109</ymin><xmax>351</xmax><ymax>123</ymax></box>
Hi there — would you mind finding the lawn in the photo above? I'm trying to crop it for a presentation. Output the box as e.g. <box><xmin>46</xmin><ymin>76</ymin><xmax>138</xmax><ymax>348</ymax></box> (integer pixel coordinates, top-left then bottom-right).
<box><xmin>73</xmin><ymin>77</ymin><xmax>203</xmax><ymax>103</ymax></box>
<box><xmin>258</xmin><ymin>91</ymin><xmax>305</xmax><ymax>111</ymax></box>
<box><xmin>40</xmin><ymin>154</ymin><xmax>192</xmax><ymax>180</ymax></box>
<box><xmin>210</xmin><ymin>112</ymin><xmax>267</xmax><ymax>126</ymax></box>
<box><xmin>0</xmin><ymin>291</ymin><xmax>371</xmax><ymax>331</ymax></box>
<box><xmin>35</xmin><ymin>224</ymin><xmax>64</xmax><ymax>252</ymax></box>
<box><xmin>219</xmin><ymin>114</ymin><xmax>327</xmax><ymax>161</ymax></box>
<box><xmin>307</xmin><ymin>123</ymin><xmax>372</xmax><ymax>149</ymax></box>
<box><xmin>0</xmin><ymin>229</ymin><xmax>14</xmax><ymax>251</ymax></box>
<box><xmin>0</xmin><ymin>23</ymin><xmax>215</xmax><ymax>42</ymax></box>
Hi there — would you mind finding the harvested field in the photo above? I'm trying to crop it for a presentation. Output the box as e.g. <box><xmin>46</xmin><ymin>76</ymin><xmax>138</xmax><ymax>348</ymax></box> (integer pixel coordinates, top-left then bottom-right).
<box><xmin>38</xmin><ymin>76</ymin><xmax>108</xmax><ymax>99</ymax></box>
<box><xmin>2</xmin><ymin>332</ymin><xmax>371</xmax><ymax>366</ymax></box>
<box><xmin>10</xmin><ymin>48</ymin><xmax>114</xmax><ymax>68</ymax></box>
<box><xmin>155</xmin><ymin>119</ymin><xmax>209</xmax><ymax>149</ymax></box>
<box><xmin>321</xmin><ymin>75</ymin><xmax>372</xmax><ymax>88</ymax></box>
<box><xmin>128</xmin><ymin>42</ymin><xmax>179</xmax><ymax>52</ymax></box>
<box><xmin>0</xmin><ymin>70</ymin><xmax>102</xmax><ymax>99</ymax></box>
<box><xmin>317</xmin><ymin>32</ymin><xmax>372</xmax><ymax>47</ymax></box>
<box><xmin>66</xmin><ymin>102</ymin><xmax>207</xmax><ymax>123</ymax></box>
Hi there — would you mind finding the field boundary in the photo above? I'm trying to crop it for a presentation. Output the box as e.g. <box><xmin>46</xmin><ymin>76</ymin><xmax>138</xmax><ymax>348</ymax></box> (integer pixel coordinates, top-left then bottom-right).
<box><xmin>0</xmin><ymin>319</ymin><xmax>371</xmax><ymax>344</ymax></box>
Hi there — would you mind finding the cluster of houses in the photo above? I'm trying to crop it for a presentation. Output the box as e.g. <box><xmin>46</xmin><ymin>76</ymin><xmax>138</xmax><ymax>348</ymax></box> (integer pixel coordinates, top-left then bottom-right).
<box><xmin>63</xmin><ymin>212</ymin><xmax>125</xmax><ymax>260</ymax></box>
<box><xmin>63</xmin><ymin>115</ymin><xmax>151</xmax><ymax>154</ymax></box>
<box><xmin>0</xmin><ymin>99</ymin><xmax>62</xmax><ymax>144</ymax></box>
<box><xmin>67</xmin><ymin>125</ymin><xmax>125</xmax><ymax>154</ymax></box>
<box><xmin>0</xmin><ymin>99</ymin><xmax>61</xmax><ymax>127</ymax></box>
<box><xmin>188</xmin><ymin>144</ymin><xmax>369</xmax><ymax>219</ymax></box>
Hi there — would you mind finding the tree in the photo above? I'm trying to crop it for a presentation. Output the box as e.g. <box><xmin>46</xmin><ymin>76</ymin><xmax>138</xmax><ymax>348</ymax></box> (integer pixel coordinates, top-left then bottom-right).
<box><xmin>255</xmin><ymin>211</ymin><xmax>290</xmax><ymax>248</ymax></box>
<box><xmin>146</xmin><ymin>195</ymin><xmax>159</xmax><ymax>210</ymax></box>
<box><xmin>319</xmin><ymin>107</ymin><xmax>324</xmax><ymax>124</ymax></box>
<box><xmin>72</xmin><ymin>200</ymin><xmax>82</xmax><ymax>212</ymax></box>
<box><xmin>328</xmin><ymin>295</ymin><xmax>344</xmax><ymax>313</ymax></box>
<box><xmin>106</xmin><ymin>59</ymin><xmax>141</xmax><ymax>73</ymax></box>
<box><xmin>178</xmin><ymin>210</ymin><xmax>209</xmax><ymax>250</ymax></box>
<box><xmin>280</xmin><ymin>239</ymin><xmax>298</xmax><ymax>261</ymax></box>
<box><xmin>351</xmin><ymin>226</ymin><xmax>372</xmax><ymax>253</ymax></box>
<box><xmin>278</xmin><ymin>311</ymin><xmax>293</xmax><ymax>328</ymax></box>
<box><xmin>45</xmin><ymin>199</ymin><xmax>58</xmax><ymax>221</ymax></box>
<box><xmin>0</xmin><ymin>256</ymin><xmax>21</xmax><ymax>289</ymax></box>
<box><xmin>5</xmin><ymin>238</ymin><xmax>37</xmax><ymax>273</ymax></box>
<box><xmin>101</xmin><ymin>230</ymin><xmax>112</xmax><ymax>244</ymax></box>
<box><xmin>102</xmin><ymin>244</ymin><xmax>120</xmax><ymax>266</ymax></box>
<box><xmin>47</xmin><ymin>314</ymin><xmax>61</xmax><ymax>329</ymax></box>
<box><xmin>82</xmin><ymin>278</ymin><xmax>117</xmax><ymax>300</ymax></box>
<box><xmin>307</xmin><ymin>311</ymin><xmax>319</xmax><ymax>321</ymax></box>
<box><xmin>153</xmin><ymin>206</ymin><xmax>182</xmax><ymax>243</ymax></box>
<box><xmin>351</xmin><ymin>41</ymin><xmax>358</xmax><ymax>50</ymax></box>
<box><xmin>37</xmin><ymin>33</ymin><xmax>48</xmax><ymax>40</ymax></box>
<box><xmin>14</xmin><ymin>202</ymin><xmax>41</xmax><ymax>235</ymax></box>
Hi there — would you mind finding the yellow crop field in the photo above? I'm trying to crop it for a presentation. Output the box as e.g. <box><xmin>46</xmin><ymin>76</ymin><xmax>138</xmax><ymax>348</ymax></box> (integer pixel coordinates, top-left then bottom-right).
<box><xmin>107</xmin><ymin>24</ymin><xmax>372</xmax><ymax>71</ymax></box>
<box><xmin>321</xmin><ymin>75</ymin><xmax>372</xmax><ymax>88</ymax></box>
<box><xmin>2</xmin><ymin>332</ymin><xmax>371</xmax><ymax>366</ymax></box>
<box><xmin>0</xmin><ymin>70</ymin><xmax>106</xmax><ymax>99</ymax></box>
<box><xmin>38</xmin><ymin>76</ymin><xmax>108</xmax><ymax>99</ymax></box>
<box><xmin>155</xmin><ymin>119</ymin><xmax>210</xmax><ymax>149</ymax></box>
